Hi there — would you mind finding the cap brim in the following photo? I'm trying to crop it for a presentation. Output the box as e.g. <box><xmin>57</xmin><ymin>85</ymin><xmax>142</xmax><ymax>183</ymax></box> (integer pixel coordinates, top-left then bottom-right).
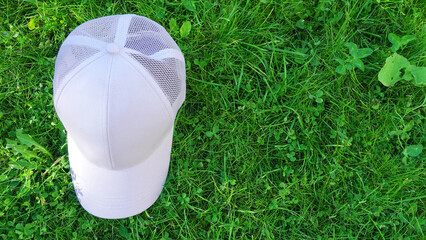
<box><xmin>67</xmin><ymin>127</ymin><xmax>173</xmax><ymax>219</ymax></box>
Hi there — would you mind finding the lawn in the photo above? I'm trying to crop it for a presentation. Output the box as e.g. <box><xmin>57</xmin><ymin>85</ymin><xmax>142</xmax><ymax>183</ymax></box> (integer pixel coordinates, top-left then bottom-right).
<box><xmin>0</xmin><ymin>0</ymin><xmax>425</xmax><ymax>239</ymax></box>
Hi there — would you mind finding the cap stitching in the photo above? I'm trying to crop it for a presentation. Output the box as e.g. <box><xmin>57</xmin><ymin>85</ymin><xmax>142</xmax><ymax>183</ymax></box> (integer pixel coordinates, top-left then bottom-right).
<box><xmin>105</xmin><ymin>55</ymin><xmax>115</xmax><ymax>169</ymax></box>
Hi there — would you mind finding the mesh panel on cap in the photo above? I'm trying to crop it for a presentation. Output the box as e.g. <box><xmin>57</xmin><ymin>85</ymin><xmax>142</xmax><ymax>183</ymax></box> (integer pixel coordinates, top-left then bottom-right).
<box><xmin>125</xmin><ymin>16</ymin><xmax>180</xmax><ymax>55</ymax></box>
<box><xmin>127</xmin><ymin>15</ymin><xmax>160</xmax><ymax>34</ymax></box>
<box><xmin>53</xmin><ymin>45</ymin><xmax>100</xmax><ymax>95</ymax></box>
<box><xmin>129</xmin><ymin>53</ymin><xmax>183</xmax><ymax>105</ymax></box>
<box><xmin>69</xmin><ymin>15</ymin><xmax>119</xmax><ymax>43</ymax></box>
<box><xmin>126</xmin><ymin>35</ymin><xmax>170</xmax><ymax>55</ymax></box>
<box><xmin>124</xmin><ymin>15</ymin><xmax>185</xmax><ymax>107</ymax></box>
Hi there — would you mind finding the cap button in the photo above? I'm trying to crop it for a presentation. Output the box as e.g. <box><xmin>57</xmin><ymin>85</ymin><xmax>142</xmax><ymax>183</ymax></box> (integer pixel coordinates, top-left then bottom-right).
<box><xmin>106</xmin><ymin>43</ymin><xmax>120</xmax><ymax>54</ymax></box>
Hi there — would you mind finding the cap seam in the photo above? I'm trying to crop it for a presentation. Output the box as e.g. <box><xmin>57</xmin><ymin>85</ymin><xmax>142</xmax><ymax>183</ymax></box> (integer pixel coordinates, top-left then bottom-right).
<box><xmin>105</xmin><ymin>56</ymin><xmax>115</xmax><ymax>169</ymax></box>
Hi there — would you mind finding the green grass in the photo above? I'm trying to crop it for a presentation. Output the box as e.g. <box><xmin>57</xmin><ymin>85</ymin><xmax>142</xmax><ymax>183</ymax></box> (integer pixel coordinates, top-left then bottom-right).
<box><xmin>0</xmin><ymin>0</ymin><xmax>425</xmax><ymax>239</ymax></box>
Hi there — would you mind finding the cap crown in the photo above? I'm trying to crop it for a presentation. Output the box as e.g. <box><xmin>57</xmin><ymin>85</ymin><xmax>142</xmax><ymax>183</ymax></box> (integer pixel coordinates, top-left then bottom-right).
<box><xmin>53</xmin><ymin>14</ymin><xmax>185</xmax><ymax>170</ymax></box>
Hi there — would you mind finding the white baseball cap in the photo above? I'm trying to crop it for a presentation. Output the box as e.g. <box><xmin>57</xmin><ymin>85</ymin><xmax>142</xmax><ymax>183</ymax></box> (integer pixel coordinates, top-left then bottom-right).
<box><xmin>53</xmin><ymin>14</ymin><xmax>186</xmax><ymax>219</ymax></box>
